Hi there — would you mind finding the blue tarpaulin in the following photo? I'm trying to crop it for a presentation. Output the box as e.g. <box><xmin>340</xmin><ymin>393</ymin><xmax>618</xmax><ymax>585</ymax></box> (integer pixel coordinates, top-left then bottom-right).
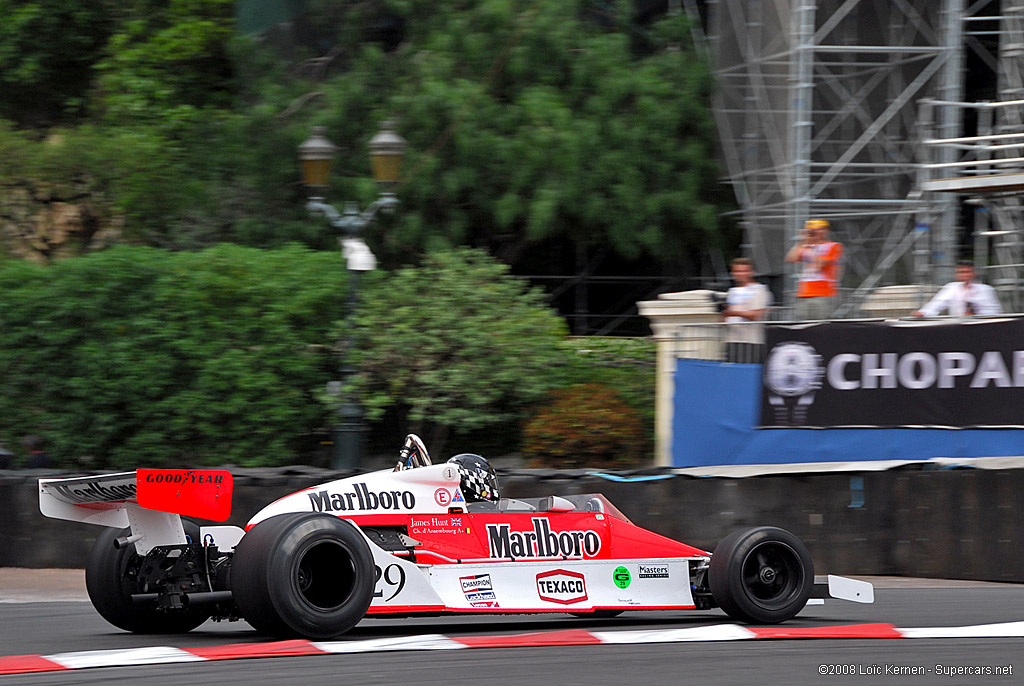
<box><xmin>672</xmin><ymin>359</ymin><xmax>1024</xmax><ymax>467</ymax></box>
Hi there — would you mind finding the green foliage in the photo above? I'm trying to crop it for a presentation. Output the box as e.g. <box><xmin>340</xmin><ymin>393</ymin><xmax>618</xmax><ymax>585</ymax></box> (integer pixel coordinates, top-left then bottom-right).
<box><xmin>0</xmin><ymin>242</ymin><xmax>654</xmax><ymax>468</ymax></box>
<box><xmin>523</xmin><ymin>383</ymin><xmax>647</xmax><ymax>469</ymax></box>
<box><xmin>94</xmin><ymin>0</ymin><xmax>236</xmax><ymax>132</ymax></box>
<box><xmin>0</xmin><ymin>0</ymin><xmax>116</xmax><ymax>125</ymax></box>
<box><xmin>0</xmin><ymin>244</ymin><xmax>346</xmax><ymax>468</ymax></box>
<box><xmin>558</xmin><ymin>336</ymin><xmax>655</xmax><ymax>433</ymax></box>
<box><xmin>363</xmin><ymin>0</ymin><xmax>720</xmax><ymax>265</ymax></box>
<box><xmin>351</xmin><ymin>247</ymin><xmax>568</xmax><ymax>450</ymax></box>
<box><xmin>0</xmin><ymin>1</ymin><xmax>706</xmax><ymax>467</ymax></box>
<box><xmin>0</xmin><ymin>1</ymin><xmax>724</xmax><ymax>268</ymax></box>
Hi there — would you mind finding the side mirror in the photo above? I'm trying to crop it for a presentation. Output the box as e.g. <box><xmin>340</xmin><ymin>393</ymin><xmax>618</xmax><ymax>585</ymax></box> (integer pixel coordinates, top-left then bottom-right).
<box><xmin>539</xmin><ymin>495</ymin><xmax>575</xmax><ymax>512</ymax></box>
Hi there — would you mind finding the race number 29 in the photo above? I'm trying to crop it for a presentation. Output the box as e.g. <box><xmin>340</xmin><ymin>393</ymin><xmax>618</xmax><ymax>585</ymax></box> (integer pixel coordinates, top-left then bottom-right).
<box><xmin>373</xmin><ymin>564</ymin><xmax>406</xmax><ymax>601</ymax></box>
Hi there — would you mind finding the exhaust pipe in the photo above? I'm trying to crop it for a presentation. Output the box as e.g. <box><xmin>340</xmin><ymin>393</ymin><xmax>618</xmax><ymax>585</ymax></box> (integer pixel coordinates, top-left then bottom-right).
<box><xmin>113</xmin><ymin>533</ymin><xmax>144</xmax><ymax>550</ymax></box>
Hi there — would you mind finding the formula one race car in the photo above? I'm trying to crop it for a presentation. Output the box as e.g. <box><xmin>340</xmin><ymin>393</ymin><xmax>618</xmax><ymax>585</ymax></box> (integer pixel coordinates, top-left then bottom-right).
<box><xmin>38</xmin><ymin>435</ymin><xmax>872</xmax><ymax>639</ymax></box>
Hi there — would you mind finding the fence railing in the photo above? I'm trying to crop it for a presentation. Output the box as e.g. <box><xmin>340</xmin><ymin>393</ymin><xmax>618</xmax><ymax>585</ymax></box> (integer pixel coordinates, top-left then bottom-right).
<box><xmin>664</xmin><ymin>316</ymin><xmax>1022</xmax><ymax>364</ymax></box>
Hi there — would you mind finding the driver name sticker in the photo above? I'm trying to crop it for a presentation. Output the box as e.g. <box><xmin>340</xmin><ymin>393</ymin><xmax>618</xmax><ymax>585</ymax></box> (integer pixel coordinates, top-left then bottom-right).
<box><xmin>410</xmin><ymin>516</ymin><xmax>470</xmax><ymax>535</ymax></box>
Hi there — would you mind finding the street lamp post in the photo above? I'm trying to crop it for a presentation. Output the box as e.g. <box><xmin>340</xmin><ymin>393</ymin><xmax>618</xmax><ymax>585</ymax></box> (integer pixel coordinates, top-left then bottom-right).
<box><xmin>298</xmin><ymin>121</ymin><xmax>407</xmax><ymax>470</ymax></box>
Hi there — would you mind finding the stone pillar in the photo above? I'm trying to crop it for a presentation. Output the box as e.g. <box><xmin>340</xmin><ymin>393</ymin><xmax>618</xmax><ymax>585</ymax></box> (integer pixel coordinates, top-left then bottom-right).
<box><xmin>637</xmin><ymin>291</ymin><xmax>721</xmax><ymax>467</ymax></box>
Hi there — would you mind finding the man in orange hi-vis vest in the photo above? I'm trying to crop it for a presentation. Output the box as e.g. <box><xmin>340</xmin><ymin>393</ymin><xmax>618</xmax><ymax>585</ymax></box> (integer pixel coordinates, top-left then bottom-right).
<box><xmin>785</xmin><ymin>218</ymin><xmax>843</xmax><ymax>320</ymax></box>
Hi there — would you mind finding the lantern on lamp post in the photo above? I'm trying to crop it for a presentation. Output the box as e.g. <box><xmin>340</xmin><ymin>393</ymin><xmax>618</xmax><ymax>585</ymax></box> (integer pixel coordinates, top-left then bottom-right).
<box><xmin>298</xmin><ymin>121</ymin><xmax>408</xmax><ymax>469</ymax></box>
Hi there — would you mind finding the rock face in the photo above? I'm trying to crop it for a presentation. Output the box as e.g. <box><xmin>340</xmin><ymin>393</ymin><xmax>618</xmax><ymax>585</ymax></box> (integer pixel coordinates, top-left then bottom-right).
<box><xmin>0</xmin><ymin>180</ymin><xmax>123</xmax><ymax>263</ymax></box>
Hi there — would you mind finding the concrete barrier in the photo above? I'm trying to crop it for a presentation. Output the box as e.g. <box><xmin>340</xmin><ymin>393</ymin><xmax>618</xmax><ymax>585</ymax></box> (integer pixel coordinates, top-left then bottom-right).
<box><xmin>3</xmin><ymin>467</ymin><xmax>1022</xmax><ymax>582</ymax></box>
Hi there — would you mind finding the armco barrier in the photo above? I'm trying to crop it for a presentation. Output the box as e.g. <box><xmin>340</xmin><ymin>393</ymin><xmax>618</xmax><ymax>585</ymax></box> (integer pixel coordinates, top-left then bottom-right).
<box><xmin>3</xmin><ymin>466</ymin><xmax>1022</xmax><ymax>582</ymax></box>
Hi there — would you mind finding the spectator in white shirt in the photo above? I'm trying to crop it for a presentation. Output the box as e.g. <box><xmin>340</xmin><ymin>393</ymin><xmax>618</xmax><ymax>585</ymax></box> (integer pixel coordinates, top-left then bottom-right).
<box><xmin>912</xmin><ymin>262</ymin><xmax>1002</xmax><ymax>317</ymax></box>
<box><xmin>722</xmin><ymin>257</ymin><xmax>773</xmax><ymax>362</ymax></box>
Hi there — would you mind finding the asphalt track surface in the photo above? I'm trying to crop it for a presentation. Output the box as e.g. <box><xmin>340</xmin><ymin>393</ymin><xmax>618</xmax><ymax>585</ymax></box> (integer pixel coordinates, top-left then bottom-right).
<box><xmin>1</xmin><ymin>573</ymin><xmax>1022</xmax><ymax>686</ymax></box>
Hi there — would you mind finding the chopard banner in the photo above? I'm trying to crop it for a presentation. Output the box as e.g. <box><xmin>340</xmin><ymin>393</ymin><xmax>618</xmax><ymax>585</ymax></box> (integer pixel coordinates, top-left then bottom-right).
<box><xmin>760</xmin><ymin>318</ymin><xmax>1024</xmax><ymax>428</ymax></box>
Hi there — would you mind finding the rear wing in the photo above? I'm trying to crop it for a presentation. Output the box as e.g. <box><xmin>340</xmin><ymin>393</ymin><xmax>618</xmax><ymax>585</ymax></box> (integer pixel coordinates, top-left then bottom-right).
<box><xmin>39</xmin><ymin>469</ymin><xmax>233</xmax><ymax>554</ymax></box>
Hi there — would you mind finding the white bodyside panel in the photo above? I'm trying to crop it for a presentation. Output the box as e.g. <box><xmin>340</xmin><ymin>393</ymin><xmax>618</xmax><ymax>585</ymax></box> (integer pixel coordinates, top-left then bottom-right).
<box><xmin>363</xmin><ymin>535</ymin><xmax>445</xmax><ymax>609</ymax></box>
<box><xmin>425</xmin><ymin>558</ymin><xmax>694</xmax><ymax>611</ymax></box>
<box><xmin>248</xmin><ymin>464</ymin><xmax>464</xmax><ymax>528</ymax></box>
<box><xmin>363</xmin><ymin>542</ymin><xmax>696</xmax><ymax>613</ymax></box>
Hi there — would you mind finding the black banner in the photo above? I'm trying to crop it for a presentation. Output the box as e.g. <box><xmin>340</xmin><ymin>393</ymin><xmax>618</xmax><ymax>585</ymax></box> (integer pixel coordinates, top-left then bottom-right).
<box><xmin>760</xmin><ymin>318</ymin><xmax>1024</xmax><ymax>428</ymax></box>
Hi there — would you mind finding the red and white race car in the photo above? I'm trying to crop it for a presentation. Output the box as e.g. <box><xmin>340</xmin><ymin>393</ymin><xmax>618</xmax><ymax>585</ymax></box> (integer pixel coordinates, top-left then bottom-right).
<box><xmin>38</xmin><ymin>435</ymin><xmax>872</xmax><ymax>639</ymax></box>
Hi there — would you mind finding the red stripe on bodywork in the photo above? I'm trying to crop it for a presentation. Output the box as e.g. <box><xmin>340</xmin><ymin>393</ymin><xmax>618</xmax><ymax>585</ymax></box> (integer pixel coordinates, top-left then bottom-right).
<box><xmin>367</xmin><ymin>604</ymin><xmax>697</xmax><ymax>616</ymax></box>
<box><xmin>185</xmin><ymin>640</ymin><xmax>325</xmax><ymax>660</ymax></box>
<box><xmin>0</xmin><ymin>656</ymin><xmax>67</xmax><ymax>675</ymax></box>
<box><xmin>365</xmin><ymin>604</ymin><xmax>447</xmax><ymax>614</ymax></box>
<box><xmin>454</xmin><ymin>629</ymin><xmax>602</xmax><ymax>648</ymax></box>
<box><xmin>749</xmin><ymin>623</ymin><xmax>903</xmax><ymax>639</ymax></box>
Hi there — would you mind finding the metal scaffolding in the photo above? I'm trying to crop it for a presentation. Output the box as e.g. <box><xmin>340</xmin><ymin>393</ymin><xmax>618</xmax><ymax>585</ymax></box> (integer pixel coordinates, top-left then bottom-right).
<box><xmin>702</xmin><ymin>0</ymin><xmax>1024</xmax><ymax>314</ymax></box>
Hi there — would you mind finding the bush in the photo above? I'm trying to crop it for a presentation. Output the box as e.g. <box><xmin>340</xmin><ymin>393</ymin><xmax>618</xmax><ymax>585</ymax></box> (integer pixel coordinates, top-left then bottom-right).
<box><xmin>352</xmin><ymin>248</ymin><xmax>569</xmax><ymax>454</ymax></box>
<box><xmin>559</xmin><ymin>336</ymin><xmax>655</xmax><ymax>430</ymax></box>
<box><xmin>0</xmin><ymin>242</ymin><xmax>656</xmax><ymax>468</ymax></box>
<box><xmin>523</xmin><ymin>383</ymin><xmax>648</xmax><ymax>469</ymax></box>
<box><xmin>0</xmin><ymin>243</ymin><xmax>345</xmax><ymax>468</ymax></box>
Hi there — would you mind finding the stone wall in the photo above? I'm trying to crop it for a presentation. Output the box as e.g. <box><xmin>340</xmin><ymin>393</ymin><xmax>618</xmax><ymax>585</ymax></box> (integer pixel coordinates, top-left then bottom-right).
<box><xmin>0</xmin><ymin>179</ymin><xmax>122</xmax><ymax>263</ymax></box>
<box><xmin>3</xmin><ymin>467</ymin><xmax>1021</xmax><ymax>582</ymax></box>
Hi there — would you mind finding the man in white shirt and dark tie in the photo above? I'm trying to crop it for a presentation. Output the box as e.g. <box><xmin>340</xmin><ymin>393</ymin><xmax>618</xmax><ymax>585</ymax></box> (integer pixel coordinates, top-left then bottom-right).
<box><xmin>912</xmin><ymin>261</ymin><xmax>1002</xmax><ymax>317</ymax></box>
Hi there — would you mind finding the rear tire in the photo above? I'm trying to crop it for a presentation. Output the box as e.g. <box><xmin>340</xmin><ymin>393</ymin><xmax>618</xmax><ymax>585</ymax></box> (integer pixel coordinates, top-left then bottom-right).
<box><xmin>231</xmin><ymin>513</ymin><xmax>375</xmax><ymax>639</ymax></box>
<box><xmin>708</xmin><ymin>526</ymin><xmax>813</xmax><ymax>624</ymax></box>
<box><xmin>85</xmin><ymin>520</ymin><xmax>211</xmax><ymax>633</ymax></box>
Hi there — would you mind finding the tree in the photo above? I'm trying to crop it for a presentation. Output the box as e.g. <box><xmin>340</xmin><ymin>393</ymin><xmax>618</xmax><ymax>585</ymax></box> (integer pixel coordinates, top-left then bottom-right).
<box><xmin>351</xmin><ymin>247</ymin><xmax>568</xmax><ymax>452</ymax></box>
<box><xmin>0</xmin><ymin>0</ymin><xmax>116</xmax><ymax>126</ymax></box>
<box><xmin>0</xmin><ymin>1</ymin><xmax>727</xmax><ymax>277</ymax></box>
<box><xmin>306</xmin><ymin>1</ymin><xmax>722</xmax><ymax>272</ymax></box>
<box><xmin>93</xmin><ymin>0</ymin><xmax>236</xmax><ymax>131</ymax></box>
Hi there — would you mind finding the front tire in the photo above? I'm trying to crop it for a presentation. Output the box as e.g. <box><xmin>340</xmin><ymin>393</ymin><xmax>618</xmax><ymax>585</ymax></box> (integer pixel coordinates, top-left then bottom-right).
<box><xmin>85</xmin><ymin>520</ymin><xmax>211</xmax><ymax>633</ymax></box>
<box><xmin>708</xmin><ymin>526</ymin><xmax>813</xmax><ymax>624</ymax></box>
<box><xmin>231</xmin><ymin>513</ymin><xmax>375</xmax><ymax>639</ymax></box>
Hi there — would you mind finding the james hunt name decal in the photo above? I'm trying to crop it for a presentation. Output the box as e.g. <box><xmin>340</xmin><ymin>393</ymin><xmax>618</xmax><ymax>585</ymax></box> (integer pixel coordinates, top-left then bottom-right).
<box><xmin>308</xmin><ymin>483</ymin><xmax>416</xmax><ymax>512</ymax></box>
<box><xmin>536</xmin><ymin>569</ymin><xmax>588</xmax><ymax>604</ymax></box>
<box><xmin>486</xmin><ymin>518</ymin><xmax>602</xmax><ymax>559</ymax></box>
<box><xmin>410</xmin><ymin>516</ymin><xmax>469</xmax><ymax>535</ymax></box>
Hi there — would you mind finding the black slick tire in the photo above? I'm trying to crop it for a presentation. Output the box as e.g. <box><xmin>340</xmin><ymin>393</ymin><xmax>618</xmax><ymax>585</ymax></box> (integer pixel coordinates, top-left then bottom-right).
<box><xmin>708</xmin><ymin>526</ymin><xmax>814</xmax><ymax>624</ymax></box>
<box><xmin>231</xmin><ymin>513</ymin><xmax>375</xmax><ymax>639</ymax></box>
